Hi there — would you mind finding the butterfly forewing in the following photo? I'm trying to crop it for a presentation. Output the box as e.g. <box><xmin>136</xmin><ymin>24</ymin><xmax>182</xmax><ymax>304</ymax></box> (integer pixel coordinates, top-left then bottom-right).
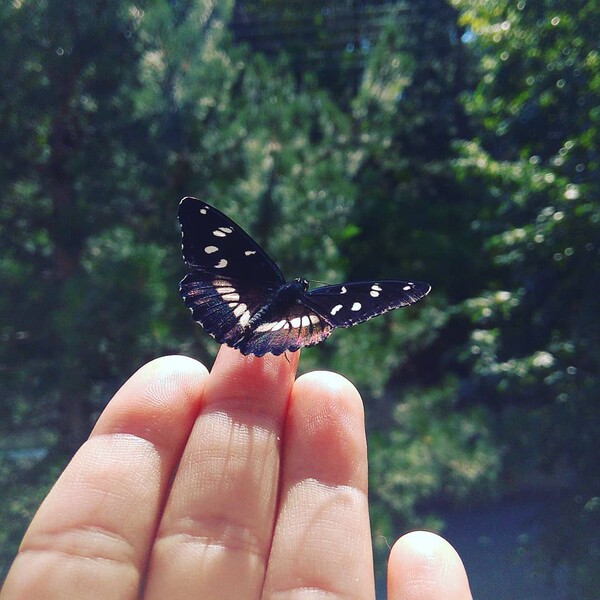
<box><xmin>178</xmin><ymin>197</ymin><xmax>285</xmax><ymax>285</ymax></box>
<box><xmin>304</xmin><ymin>280</ymin><xmax>431</xmax><ymax>328</ymax></box>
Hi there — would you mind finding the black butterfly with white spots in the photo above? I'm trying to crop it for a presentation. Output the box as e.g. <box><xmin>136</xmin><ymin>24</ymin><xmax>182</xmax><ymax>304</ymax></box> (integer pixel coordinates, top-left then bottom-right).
<box><xmin>178</xmin><ymin>196</ymin><xmax>431</xmax><ymax>356</ymax></box>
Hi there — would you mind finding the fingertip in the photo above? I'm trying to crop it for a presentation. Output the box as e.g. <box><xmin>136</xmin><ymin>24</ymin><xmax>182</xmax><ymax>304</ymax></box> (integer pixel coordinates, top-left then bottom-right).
<box><xmin>294</xmin><ymin>370</ymin><xmax>363</xmax><ymax>416</ymax></box>
<box><xmin>388</xmin><ymin>531</ymin><xmax>472</xmax><ymax>600</ymax></box>
<box><xmin>294</xmin><ymin>369</ymin><xmax>361</xmax><ymax>399</ymax></box>
<box><xmin>141</xmin><ymin>354</ymin><xmax>210</xmax><ymax>400</ymax></box>
<box><xmin>293</xmin><ymin>370</ymin><xmax>365</xmax><ymax>434</ymax></box>
<box><xmin>132</xmin><ymin>354</ymin><xmax>208</xmax><ymax>378</ymax></box>
<box><xmin>92</xmin><ymin>354</ymin><xmax>210</xmax><ymax>441</ymax></box>
<box><xmin>287</xmin><ymin>371</ymin><xmax>366</xmax><ymax>488</ymax></box>
<box><xmin>116</xmin><ymin>354</ymin><xmax>210</xmax><ymax>399</ymax></box>
<box><xmin>204</xmin><ymin>345</ymin><xmax>300</xmax><ymax>410</ymax></box>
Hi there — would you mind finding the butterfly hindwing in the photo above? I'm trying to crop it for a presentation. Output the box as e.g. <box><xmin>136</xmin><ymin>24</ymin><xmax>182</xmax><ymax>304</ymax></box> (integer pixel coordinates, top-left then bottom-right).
<box><xmin>234</xmin><ymin>302</ymin><xmax>333</xmax><ymax>356</ymax></box>
<box><xmin>179</xmin><ymin>272</ymin><xmax>278</xmax><ymax>346</ymax></box>
<box><xmin>178</xmin><ymin>197</ymin><xmax>285</xmax><ymax>285</ymax></box>
<box><xmin>304</xmin><ymin>280</ymin><xmax>431</xmax><ymax>328</ymax></box>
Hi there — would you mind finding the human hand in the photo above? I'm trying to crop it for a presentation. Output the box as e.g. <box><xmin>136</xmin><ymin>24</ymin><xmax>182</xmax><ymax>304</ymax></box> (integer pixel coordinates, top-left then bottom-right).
<box><xmin>2</xmin><ymin>348</ymin><xmax>471</xmax><ymax>599</ymax></box>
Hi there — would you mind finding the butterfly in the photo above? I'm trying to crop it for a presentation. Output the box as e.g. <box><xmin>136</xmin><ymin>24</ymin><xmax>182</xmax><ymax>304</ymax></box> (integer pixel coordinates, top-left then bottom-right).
<box><xmin>178</xmin><ymin>196</ymin><xmax>431</xmax><ymax>356</ymax></box>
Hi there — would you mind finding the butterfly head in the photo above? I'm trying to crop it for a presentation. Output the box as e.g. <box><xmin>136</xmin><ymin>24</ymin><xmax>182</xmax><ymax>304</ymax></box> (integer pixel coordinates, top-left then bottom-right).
<box><xmin>293</xmin><ymin>277</ymin><xmax>310</xmax><ymax>292</ymax></box>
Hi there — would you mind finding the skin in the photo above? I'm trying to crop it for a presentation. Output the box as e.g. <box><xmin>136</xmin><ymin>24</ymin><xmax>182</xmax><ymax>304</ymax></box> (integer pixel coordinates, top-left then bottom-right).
<box><xmin>1</xmin><ymin>347</ymin><xmax>472</xmax><ymax>599</ymax></box>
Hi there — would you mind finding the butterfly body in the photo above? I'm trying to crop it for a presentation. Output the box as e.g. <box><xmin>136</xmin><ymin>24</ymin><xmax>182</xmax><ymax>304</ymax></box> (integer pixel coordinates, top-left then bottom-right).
<box><xmin>178</xmin><ymin>197</ymin><xmax>430</xmax><ymax>356</ymax></box>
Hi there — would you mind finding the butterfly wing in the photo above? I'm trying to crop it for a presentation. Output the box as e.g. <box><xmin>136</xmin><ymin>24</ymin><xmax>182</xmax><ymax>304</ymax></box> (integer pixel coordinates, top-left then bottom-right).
<box><xmin>178</xmin><ymin>197</ymin><xmax>285</xmax><ymax>284</ymax></box>
<box><xmin>178</xmin><ymin>197</ymin><xmax>285</xmax><ymax>346</ymax></box>
<box><xmin>303</xmin><ymin>280</ymin><xmax>431</xmax><ymax>327</ymax></box>
<box><xmin>233</xmin><ymin>301</ymin><xmax>333</xmax><ymax>356</ymax></box>
<box><xmin>231</xmin><ymin>280</ymin><xmax>431</xmax><ymax>356</ymax></box>
<box><xmin>180</xmin><ymin>272</ymin><xmax>280</xmax><ymax>346</ymax></box>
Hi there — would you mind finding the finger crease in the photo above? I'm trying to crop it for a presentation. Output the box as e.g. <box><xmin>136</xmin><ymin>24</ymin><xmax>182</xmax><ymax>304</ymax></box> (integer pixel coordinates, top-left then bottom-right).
<box><xmin>160</xmin><ymin>515</ymin><xmax>267</xmax><ymax>559</ymax></box>
<box><xmin>21</xmin><ymin>523</ymin><xmax>137</xmax><ymax>567</ymax></box>
<box><xmin>270</xmin><ymin>586</ymin><xmax>358</xmax><ymax>599</ymax></box>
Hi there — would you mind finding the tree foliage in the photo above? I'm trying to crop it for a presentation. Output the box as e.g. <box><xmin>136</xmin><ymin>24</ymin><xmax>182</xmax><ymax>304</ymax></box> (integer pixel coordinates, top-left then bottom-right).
<box><xmin>453</xmin><ymin>0</ymin><xmax>600</xmax><ymax>592</ymax></box>
<box><xmin>0</xmin><ymin>0</ymin><xmax>597</xmax><ymax>593</ymax></box>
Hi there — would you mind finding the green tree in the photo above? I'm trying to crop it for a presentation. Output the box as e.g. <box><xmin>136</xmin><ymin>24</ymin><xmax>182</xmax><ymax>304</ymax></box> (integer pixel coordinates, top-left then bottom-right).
<box><xmin>453</xmin><ymin>0</ymin><xmax>600</xmax><ymax>594</ymax></box>
<box><xmin>0</xmin><ymin>0</ymin><xmax>162</xmax><ymax>452</ymax></box>
<box><xmin>132</xmin><ymin>0</ymin><xmax>357</xmax><ymax>354</ymax></box>
<box><xmin>0</xmin><ymin>0</ymin><xmax>173</xmax><ymax>574</ymax></box>
<box><xmin>332</xmin><ymin>0</ymin><xmax>502</xmax><ymax>564</ymax></box>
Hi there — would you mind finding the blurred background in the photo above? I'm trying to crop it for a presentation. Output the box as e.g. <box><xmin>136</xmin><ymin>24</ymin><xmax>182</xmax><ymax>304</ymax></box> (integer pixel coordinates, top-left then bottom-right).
<box><xmin>0</xmin><ymin>0</ymin><xmax>598</xmax><ymax>597</ymax></box>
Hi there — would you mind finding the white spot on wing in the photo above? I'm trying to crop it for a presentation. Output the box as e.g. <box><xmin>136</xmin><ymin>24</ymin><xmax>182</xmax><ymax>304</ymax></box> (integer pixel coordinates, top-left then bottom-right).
<box><xmin>301</xmin><ymin>316</ymin><xmax>311</xmax><ymax>327</ymax></box>
<box><xmin>331</xmin><ymin>304</ymin><xmax>343</xmax><ymax>316</ymax></box>
<box><xmin>200</xmin><ymin>208</ymin><xmax>208</xmax><ymax>214</ymax></box>
<box><xmin>244</xmin><ymin>250</ymin><xmax>256</xmax><ymax>256</ymax></box>
<box><xmin>372</xmin><ymin>284</ymin><xmax>382</xmax><ymax>291</ymax></box>
<box><xmin>216</xmin><ymin>286</ymin><xmax>235</xmax><ymax>294</ymax></box>
<box><xmin>222</xmin><ymin>292</ymin><xmax>240</xmax><ymax>302</ymax></box>
<box><xmin>213</xmin><ymin>227</ymin><xmax>234</xmax><ymax>238</ymax></box>
<box><xmin>240</xmin><ymin>310</ymin><xmax>251</xmax><ymax>327</ymax></box>
<box><xmin>351</xmin><ymin>302</ymin><xmax>362</xmax><ymax>311</ymax></box>
<box><xmin>233</xmin><ymin>303</ymin><xmax>248</xmax><ymax>318</ymax></box>
<box><xmin>205</xmin><ymin>245</ymin><xmax>219</xmax><ymax>254</ymax></box>
<box><xmin>370</xmin><ymin>290</ymin><xmax>380</xmax><ymax>297</ymax></box>
<box><xmin>290</xmin><ymin>317</ymin><xmax>302</xmax><ymax>328</ymax></box>
<box><xmin>340</xmin><ymin>286</ymin><xmax>347</xmax><ymax>294</ymax></box>
<box><xmin>403</xmin><ymin>284</ymin><xmax>413</xmax><ymax>291</ymax></box>
<box><xmin>309</xmin><ymin>314</ymin><xmax>320</xmax><ymax>324</ymax></box>
<box><xmin>273</xmin><ymin>320</ymin><xmax>286</xmax><ymax>331</ymax></box>
<box><xmin>256</xmin><ymin>319</ymin><xmax>288</xmax><ymax>333</ymax></box>
<box><xmin>214</xmin><ymin>259</ymin><xmax>228</xmax><ymax>269</ymax></box>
